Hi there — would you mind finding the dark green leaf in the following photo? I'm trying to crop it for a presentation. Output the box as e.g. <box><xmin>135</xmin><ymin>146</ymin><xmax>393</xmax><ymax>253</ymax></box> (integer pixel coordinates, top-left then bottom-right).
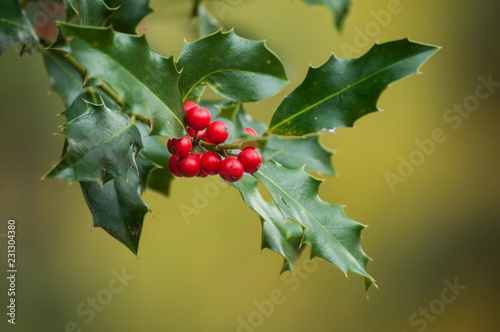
<box><xmin>254</xmin><ymin>160</ymin><xmax>376</xmax><ymax>291</ymax></box>
<box><xmin>197</xmin><ymin>4</ymin><xmax>221</xmax><ymax>37</ymax></box>
<box><xmin>232</xmin><ymin>176</ymin><xmax>304</xmax><ymax>273</ymax></box>
<box><xmin>268</xmin><ymin>39</ymin><xmax>439</xmax><ymax>136</ymax></box>
<box><xmin>59</xmin><ymin>24</ymin><xmax>185</xmax><ymax>137</ymax></box>
<box><xmin>177</xmin><ymin>30</ymin><xmax>288</xmax><ymax>102</ymax></box>
<box><xmin>262</xmin><ymin>135</ymin><xmax>335</xmax><ymax>175</ymax></box>
<box><xmin>105</xmin><ymin>0</ymin><xmax>153</xmax><ymax>34</ymax></box>
<box><xmin>43</xmin><ymin>50</ymin><xmax>84</xmax><ymax>107</ymax></box>
<box><xmin>44</xmin><ymin>100</ymin><xmax>143</xmax><ymax>185</ymax></box>
<box><xmin>62</xmin><ymin>87</ymin><xmax>120</xmax><ymax>121</ymax></box>
<box><xmin>0</xmin><ymin>0</ymin><xmax>39</xmax><ymax>55</ymax></box>
<box><xmin>303</xmin><ymin>0</ymin><xmax>351</xmax><ymax>30</ymax></box>
<box><xmin>80</xmin><ymin>157</ymin><xmax>153</xmax><ymax>255</ymax></box>
<box><xmin>136</xmin><ymin>122</ymin><xmax>174</xmax><ymax>196</ymax></box>
<box><xmin>64</xmin><ymin>0</ymin><xmax>115</xmax><ymax>26</ymax></box>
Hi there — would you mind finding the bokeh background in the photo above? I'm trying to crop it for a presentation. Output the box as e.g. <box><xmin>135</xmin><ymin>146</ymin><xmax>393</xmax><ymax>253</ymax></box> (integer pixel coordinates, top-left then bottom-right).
<box><xmin>1</xmin><ymin>0</ymin><xmax>499</xmax><ymax>331</ymax></box>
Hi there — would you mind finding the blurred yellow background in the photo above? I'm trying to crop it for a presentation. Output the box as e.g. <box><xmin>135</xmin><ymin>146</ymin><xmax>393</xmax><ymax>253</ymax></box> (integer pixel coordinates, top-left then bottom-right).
<box><xmin>1</xmin><ymin>0</ymin><xmax>499</xmax><ymax>331</ymax></box>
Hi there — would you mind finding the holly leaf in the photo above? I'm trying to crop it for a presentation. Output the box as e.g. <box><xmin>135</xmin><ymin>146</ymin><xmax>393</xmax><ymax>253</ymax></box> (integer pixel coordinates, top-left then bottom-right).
<box><xmin>43</xmin><ymin>50</ymin><xmax>84</xmax><ymax>107</ymax></box>
<box><xmin>232</xmin><ymin>177</ymin><xmax>304</xmax><ymax>273</ymax></box>
<box><xmin>0</xmin><ymin>0</ymin><xmax>39</xmax><ymax>55</ymax></box>
<box><xmin>105</xmin><ymin>0</ymin><xmax>153</xmax><ymax>34</ymax></box>
<box><xmin>177</xmin><ymin>30</ymin><xmax>288</xmax><ymax>102</ymax></box>
<box><xmin>303</xmin><ymin>0</ymin><xmax>351</xmax><ymax>31</ymax></box>
<box><xmin>63</xmin><ymin>88</ymin><xmax>120</xmax><ymax>121</ymax></box>
<box><xmin>197</xmin><ymin>4</ymin><xmax>221</xmax><ymax>37</ymax></box>
<box><xmin>268</xmin><ymin>39</ymin><xmax>439</xmax><ymax>136</ymax></box>
<box><xmin>80</xmin><ymin>157</ymin><xmax>153</xmax><ymax>255</ymax></box>
<box><xmin>64</xmin><ymin>0</ymin><xmax>116</xmax><ymax>27</ymax></box>
<box><xmin>254</xmin><ymin>160</ymin><xmax>376</xmax><ymax>291</ymax></box>
<box><xmin>44</xmin><ymin>100</ymin><xmax>143</xmax><ymax>185</ymax></box>
<box><xmin>59</xmin><ymin>23</ymin><xmax>185</xmax><ymax>137</ymax></box>
<box><xmin>262</xmin><ymin>135</ymin><xmax>335</xmax><ymax>175</ymax></box>
<box><xmin>136</xmin><ymin>122</ymin><xmax>174</xmax><ymax>197</ymax></box>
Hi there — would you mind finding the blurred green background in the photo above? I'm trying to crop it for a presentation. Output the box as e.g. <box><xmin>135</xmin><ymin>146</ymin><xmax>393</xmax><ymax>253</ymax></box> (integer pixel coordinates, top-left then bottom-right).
<box><xmin>1</xmin><ymin>0</ymin><xmax>499</xmax><ymax>331</ymax></box>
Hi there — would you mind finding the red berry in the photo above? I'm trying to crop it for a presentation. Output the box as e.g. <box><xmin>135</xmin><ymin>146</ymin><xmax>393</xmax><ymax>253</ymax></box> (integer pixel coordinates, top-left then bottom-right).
<box><xmin>201</xmin><ymin>152</ymin><xmax>222</xmax><ymax>175</ymax></box>
<box><xmin>176</xmin><ymin>154</ymin><xmax>200</xmax><ymax>178</ymax></box>
<box><xmin>238</xmin><ymin>148</ymin><xmax>262</xmax><ymax>173</ymax></box>
<box><xmin>206</xmin><ymin>121</ymin><xmax>229</xmax><ymax>144</ymax></box>
<box><xmin>186</xmin><ymin>106</ymin><xmax>211</xmax><ymax>131</ymax></box>
<box><xmin>244</xmin><ymin>127</ymin><xmax>258</xmax><ymax>137</ymax></box>
<box><xmin>168</xmin><ymin>156</ymin><xmax>181</xmax><ymax>177</ymax></box>
<box><xmin>187</xmin><ymin>127</ymin><xmax>206</xmax><ymax>138</ymax></box>
<box><xmin>167</xmin><ymin>136</ymin><xmax>192</xmax><ymax>157</ymax></box>
<box><xmin>183</xmin><ymin>101</ymin><xmax>197</xmax><ymax>115</ymax></box>
<box><xmin>196</xmin><ymin>154</ymin><xmax>207</xmax><ymax>178</ymax></box>
<box><xmin>219</xmin><ymin>158</ymin><xmax>244</xmax><ymax>182</ymax></box>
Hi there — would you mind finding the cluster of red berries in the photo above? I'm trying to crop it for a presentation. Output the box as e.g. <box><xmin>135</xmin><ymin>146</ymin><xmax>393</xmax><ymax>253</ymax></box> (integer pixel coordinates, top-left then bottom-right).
<box><xmin>167</xmin><ymin>101</ymin><xmax>262</xmax><ymax>183</ymax></box>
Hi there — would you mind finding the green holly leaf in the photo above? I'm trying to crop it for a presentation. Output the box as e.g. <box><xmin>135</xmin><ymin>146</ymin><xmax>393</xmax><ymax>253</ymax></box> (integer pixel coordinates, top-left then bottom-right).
<box><xmin>254</xmin><ymin>160</ymin><xmax>376</xmax><ymax>291</ymax></box>
<box><xmin>232</xmin><ymin>176</ymin><xmax>304</xmax><ymax>273</ymax></box>
<box><xmin>80</xmin><ymin>157</ymin><xmax>153</xmax><ymax>255</ymax></box>
<box><xmin>0</xmin><ymin>0</ymin><xmax>39</xmax><ymax>55</ymax></box>
<box><xmin>197</xmin><ymin>4</ymin><xmax>221</xmax><ymax>37</ymax></box>
<box><xmin>268</xmin><ymin>39</ymin><xmax>439</xmax><ymax>136</ymax></box>
<box><xmin>303</xmin><ymin>0</ymin><xmax>351</xmax><ymax>31</ymax></box>
<box><xmin>262</xmin><ymin>135</ymin><xmax>335</xmax><ymax>175</ymax></box>
<box><xmin>105</xmin><ymin>0</ymin><xmax>153</xmax><ymax>34</ymax></box>
<box><xmin>44</xmin><ymin>100</ymin><xmax>143</xmax><ymax>185</ymax></box>
<box><xmin>177</xmin><ymin>30</ymin><xmax>288</xmax><ymax>102</ymax></box>
<box><xmin>43</xmin><ymin>50</ymin><xmax>84</xmax><ymax>107</ymax></box>
<box><xmin>136</xmin><ymin>122</ymin><xmax>174</xmax><ymax>197</ymax></box>
<box><xmin>64</xmin><ymin>0</ymin><xmax>116</xmax><ymax>27</ymax></box>
<box><xmin>63</xmin><ymin>88</ymin><xmax>120</xmax><ymax>120</ymax></box>
<box><xmin>59</xmin><ymin>23</ymin><xmax>185</xmax><ymax>137</ymax></box>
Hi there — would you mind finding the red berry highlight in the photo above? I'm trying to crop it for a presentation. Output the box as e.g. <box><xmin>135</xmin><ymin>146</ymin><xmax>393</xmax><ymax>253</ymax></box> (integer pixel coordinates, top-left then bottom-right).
<box><xmin>186</xmin><ymin>106</ymin><xmax>211</xmax><ymax>131</ymax></box>
<box><xmin>206</xmin><ymin>121</ymin><xmax>229</xmax><ymax>144</ymax></box>
<box><xmin>176</xmin><ymin>154</ymin><xmax>200</xmax><ymax>178</ymax></box>
<box><xmin>168</xmin><ymin>156</ymin><xmax>181</xmax><ymax>177</ymax></box>
<box><xmin>167</xmin><ymin>136</ymin><xmax>192</xmax><ymax>157</ymax></box>
<box><xmin>201</xmin><ymin>152</ymin><xmax>222</xmax><ymax>175</ymax></box>
<box><xmin>238</xmin><ymin>148</ymin><xmax>262</xmax><ymax>174</ymax></box>
<box><xmin>219</xmin><ymin>158</ymin><xmax>244</xmax><ymax>182</ymax></box>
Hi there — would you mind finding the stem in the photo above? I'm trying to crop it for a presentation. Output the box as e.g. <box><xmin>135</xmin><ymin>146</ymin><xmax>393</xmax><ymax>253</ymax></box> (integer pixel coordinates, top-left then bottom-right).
<box><xmin>200</xmin><ymin>139</ymin><xmax>260</xmax><ymax>151</ymax></box>
<box><xmin>60</xmin><ymin>54</ymin><xmax>125</xmax><ymax>108</ymax></box>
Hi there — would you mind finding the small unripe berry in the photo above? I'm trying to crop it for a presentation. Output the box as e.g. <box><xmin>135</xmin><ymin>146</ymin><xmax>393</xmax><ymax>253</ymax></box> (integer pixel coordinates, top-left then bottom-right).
<box><xmin>201</xmin><ymin>152</ymin><xmax>222</xmax><ymax>175</ymax></box>
<box><xmin>167</xmin><ymin>136</ymin><xmax>192</xmax><ymax>157</ymax></box>
<box><xmin>168</xmin><ymin>156</ymin><xmax>181</xmax><ymax>177</ymax></box>
<box><xmin>176</xmin><ymin>154</ymin><xmax>200</xmax><ymax>178</ymax></box>
<box><xmin>244</xmin><ymin>127</ymin><xmax>258</xmax><ymax>137</ymax></box>
<box><xmin>238</xmin><ymin>148</ymin><xmax>262</xmax><ymax>173</ymax></box>
<box><xmin>206</xmin><ymin>121</ymin><xmax>229</xmax><ymax>144</ymax></box>
<box><xmin>186</xmin><ymin>106</ymin><xmax>211</xmax><ymax>131</ymax></box>
<box><xmin>183</xmin><ymin>101</ymin><xmax>197</xmax><ymax>115</ymax></box>
<box><xmin>219</xmin><ymin>158</ymin><xmax>244</xmax><ymax>182</ymax></box>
